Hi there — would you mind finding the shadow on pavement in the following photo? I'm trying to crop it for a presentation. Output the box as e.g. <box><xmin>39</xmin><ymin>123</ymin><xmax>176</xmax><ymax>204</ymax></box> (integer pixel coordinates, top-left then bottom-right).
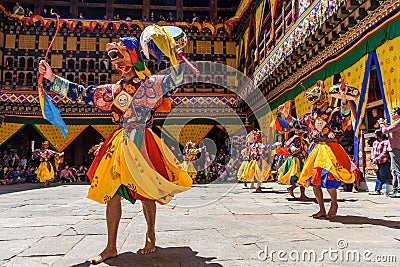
<box><xmin>329</xmin><ymin>215</ymin><xmax>400</xmax><ymax>229</ymax></box>
<box><xmin>71</xmin><ymin>246</ymin><xmax>222</xmax><ymax>267</ymax></box>
<box><xmin>0</xmin><ymin>182</ymin><xmax>89</xmax><ymax>195</ymax></box>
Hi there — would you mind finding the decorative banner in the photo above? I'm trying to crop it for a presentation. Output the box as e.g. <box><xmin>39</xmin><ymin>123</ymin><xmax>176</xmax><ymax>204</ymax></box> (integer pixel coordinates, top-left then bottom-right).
<box><xmin>255</xmin><ymin>0</ymin><xmax>267</xmax><ymax>60</ymax></box>
<box><xmin>226</xmin><ymin>0</ymin><xmax>253</xmax><ymax>28</ymax></box>
<box><xmin>294</xmin><ymin>90</ymin><xmax>311</xmax><ymax>119</ymax></box>
<box><xmin>254</xmin><ymin>0</ymin><xmax>345</xmax><ymax>86</ymax></box>
<box><xmin>91</xmin><ymin>125</ymin><xmax>118</xmax><ymax>139</ymax></box>
<box><xmin>268</xmin><ymin>0</ymin><xmax>279</xmax><ymax>40</ymax></box>
<box><xmin>33</xmin><ymin>124</ymin><xmax>88</xmax><ymax>152</ymax></box>
<box><xmin>243</xmin><ymin>27</ymin><xmax>250</xmax><ymax>75</ymax></box>
<box><xmin>340</xmin><ymin>54</ymin><xmax>369</xmax><ymax>130</ymax></box>
<box><xmin>161</xmin><ymin>124</ymin><xmax>214</xmax><ymax>146</ymax></box>
<box><xmin>376</xmin><ymin>36</ymin><xmax>400</xmax><ymax>122</ymax></box>
<box><xmin>0</xmin><ymin>123</ymin><xmax>24</xmax><ymax>146</ymax></box>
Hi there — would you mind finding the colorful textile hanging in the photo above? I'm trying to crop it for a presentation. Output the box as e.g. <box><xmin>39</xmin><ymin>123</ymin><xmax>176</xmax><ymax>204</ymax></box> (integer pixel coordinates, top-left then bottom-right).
<box><xmin>161</xmin><ymin>124</ymin><xmax>214</xmax><ymax>146</ymax></box>
<box><xmin>340</xmin><ymin>54</ymin><xmax>369</xmax><ymax>134</ymax></box>
<box><xmin>268</xmin><ymin>0</ymin><xmax>279</xmax><ymax>40</ymax></box>
<box><xmin>376</xmin><ymin>36</ymin><xmax>400</xmax><ymax>123</ymax></box>
<box><xmin>226</xmin><ymin>0</ymin><xmax>254</xmax><ymax>28</ymax></box>
<box><xmin>33</xmin><ymin>124</ymin><xmax>88</xmax><ymax>152</ymax></box>
<box><xmin>255</xmin><ymin>0</ymin><xmax>267</xmax><ymax>60</ymax></box>
<box><xmin>0</xmin><ymin>123</ymin><xmax>24</xmax><ymax>146</ymax></box>
<box><xmin>91</xmin><ymin>125</ymin><xmax>118</xmax><ymax>139</ymax></box>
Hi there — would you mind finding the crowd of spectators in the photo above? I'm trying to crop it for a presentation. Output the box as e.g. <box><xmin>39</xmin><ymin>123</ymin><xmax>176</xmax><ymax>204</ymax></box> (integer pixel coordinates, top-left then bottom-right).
<box><xmin>0</xmin><ymin>150</ymin><xmax>90</xmax><ymax>186</ymax></box>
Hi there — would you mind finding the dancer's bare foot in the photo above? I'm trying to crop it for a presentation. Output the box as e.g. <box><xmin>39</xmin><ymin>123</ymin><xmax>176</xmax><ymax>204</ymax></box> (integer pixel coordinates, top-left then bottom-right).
<box><xmin>90</xmin><ymin>248</ymin><xmax>118</xmax><ymax>264</ymax></box>
<box><xmin>255</xmin><ymin>186</ymin><xmax>263</xmax><ymax>193</ymax></box>
<box><xmin>327</xmin><ymin>203</ymin><xmax>338</xmax><ymax>219</ymax></box>
<box><xmin>312</xmin><ymin>210</ymin><xmax>327</xmax><ymax>219</ymax></box>
<box><xmin>299</xmin><ymin>195</ymin><xmax>312</xmax><ymax>201</ymax></box>
<box><xmin>139</xmin><ymin>232</ymin><xmax>156</xmax><ymax>255</ymax></box>
<box><xmin>287</xmin><ymin>187</ymin><xmax>295</xmax><ymax>198</ymax></box>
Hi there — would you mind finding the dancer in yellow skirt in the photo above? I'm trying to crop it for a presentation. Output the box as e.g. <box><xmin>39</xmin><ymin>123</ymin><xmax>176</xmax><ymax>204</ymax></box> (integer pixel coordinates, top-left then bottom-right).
<box><xmin>277</xmin><ymin>133</ymin><xmax>311</xmax><ymax>200</ymax></box>
<box><xmin>32</xmin><ymin>140</ymin><xmax>63</xmax><ymax>188</ymax></box>
<box><xmin>39</xmin><ymin>25</ymin><xmax>193</xmax><ymax>263</ymax></box>
<box><xmin>237</xmin><ymin>147</ymin><xmax>250</xmax><ymax>186</ymax></box>
<box><xmin>244</xmin><ymin>129</ymin><xmax>270</xmax><ymax>192</ymax></box>
<box><xmin>278</xmin><ymin>79</ymin><xmax>358</xmax><ymax>219</ymax></box>
<box><xmin>181</xmin><ymin>141</ymin><xmax>204</xmax><ymax>183</ymax></box>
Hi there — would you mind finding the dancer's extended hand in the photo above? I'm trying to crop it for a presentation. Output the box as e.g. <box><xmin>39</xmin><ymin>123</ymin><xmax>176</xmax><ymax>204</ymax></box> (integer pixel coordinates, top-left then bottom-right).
<box><xmin>38</xmin><ymin>60</ymin><xmax>55</xmax><ymax>82</ymax></box>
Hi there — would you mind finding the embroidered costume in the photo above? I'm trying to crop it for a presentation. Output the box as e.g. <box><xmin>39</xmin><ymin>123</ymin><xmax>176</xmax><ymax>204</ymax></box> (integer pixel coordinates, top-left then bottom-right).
<box><xmin>285</xmin><ymin>81</ymin><xmax>355</xmax><ymax>188</ymax></box>
<box><xmin>277</xmin><ymin>134</ymin><xmax>308</xmax><ymax>186</ymax></box>
<box><xmin>49</xmin><ymin>36</ymin><xmax>192</xmax><ymax>205</ymax></box>
<box><xmin>243</xmin><ymin>130</ymin><xmax>270</xmax><ymax>184</ymax></box>
<box><xmin>181</xmin><ymin>141</ymin><xmax>201</xmax><ymax>183</ymax></box>
<box><xmin>32</xmin><ymin>141</ymin><xmax>62</xmax><ymax>183</ymax></box>
<box><xmin>237</xmin><ymin>148</ymin><xmax>250</xmax><ymax>182</ymax></box>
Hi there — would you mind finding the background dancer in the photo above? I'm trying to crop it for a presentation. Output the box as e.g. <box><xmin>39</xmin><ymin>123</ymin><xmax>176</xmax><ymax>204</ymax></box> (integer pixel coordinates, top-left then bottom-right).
<box><xmin>278</xmin><ymin>79</ymin><xmax>358</xmax><ymax>219</ymax></box>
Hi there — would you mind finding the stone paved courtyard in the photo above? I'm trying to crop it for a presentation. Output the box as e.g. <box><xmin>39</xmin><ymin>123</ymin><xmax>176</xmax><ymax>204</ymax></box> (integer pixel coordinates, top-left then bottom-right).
<box><xmin>0</xmin><ymin>182</ymin><xmax>399</xmax><ymax>267</ymax></box>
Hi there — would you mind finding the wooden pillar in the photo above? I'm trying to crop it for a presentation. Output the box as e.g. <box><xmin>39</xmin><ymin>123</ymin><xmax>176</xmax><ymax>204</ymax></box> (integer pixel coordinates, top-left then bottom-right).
<box><xmin>142</xmin><ymin>0</ymin><xmax>150</xmax><ymax>20</ymax></box>
<box><xmin>70</xmin><ymin>0</ymin><xmax>78</xmax><ymax>18</ymax></box>
<box><xmin>106</xmin><ymin>0</ymin><xmax>114</xmax><ymax>20</ymax></box>
<box><xmin>176</xmin><ymin>0</ymin><xmax>183</xmax><ymax>21</ymax></box>
<box><xmin>34</xmin><ymin>0</ymin><xmax>43</xmax><ymax>15</ymax></box>
<box><xmin>210</xmin><ymin>0</ymin><xmax>218</xmax><ymax>22</ymax></box>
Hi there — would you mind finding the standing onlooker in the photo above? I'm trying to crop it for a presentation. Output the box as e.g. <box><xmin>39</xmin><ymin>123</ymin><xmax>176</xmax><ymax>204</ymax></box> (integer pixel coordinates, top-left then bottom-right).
<box><xmin>11</xmin><ymin>153</ymin><xmax>20</xmax><ymax>167</ymax></box>
<box><xmin>13</xmin><ymin>2</ymin><xmax>25</xmax><ymax>15</ymax></box>
<box><xmin>369</xmin><ymin>130</ymin><xmax>390</xmax><ymax>195</ymax></box>
<box><xmin>25</xmin><ymin>7</ymin><xmax>33</xmax><ymax>17</ymax></box>
<box><xmin>2</xmin><ymin>152</ymin><xmax>11</xmax><ymax>167</ymax></box>
<box><xmin>380</xmin><ymin>107</ymin><xmax>400</xmax><ymax>197</ymax></box>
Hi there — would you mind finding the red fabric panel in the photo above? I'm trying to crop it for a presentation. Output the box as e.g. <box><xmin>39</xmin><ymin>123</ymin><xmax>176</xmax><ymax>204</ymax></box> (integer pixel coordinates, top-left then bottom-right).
<box><xmin>87</xmin><ymin>129</ymin><xmax>118</xmax><ymax>182</ymax></box>
<box><xmin>326</xmin><ymin>142</ymin><xmax>351</xmax><ymax>171</ymax></box>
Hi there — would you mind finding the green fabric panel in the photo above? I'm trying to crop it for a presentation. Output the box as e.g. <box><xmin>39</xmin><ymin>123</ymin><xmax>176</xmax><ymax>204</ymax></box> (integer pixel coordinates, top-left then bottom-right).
<box><xmin>280</xmin><ymin>157</ymin><xmax>293</xmax><ymax>175</ymax></box>
<box><xmin>133</xmin><ymin>128</ymin><xmax>144</xmax><ymax>149</ymax></box>
<box><xmin>116</xmin><ymin>185</ymin><xmax>137</xmax><ymax>205</ymax></box>
<box><xmin>269</xmin><ymin>16</ymin><xmax>400</xmax><ymax>111</ymax></box>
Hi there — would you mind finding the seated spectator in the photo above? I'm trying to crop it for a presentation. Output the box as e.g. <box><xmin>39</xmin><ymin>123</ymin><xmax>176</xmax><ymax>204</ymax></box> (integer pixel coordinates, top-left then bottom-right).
<box><xmin>10</xmin><ymin>166</ymin><xmax>25</xmax><ymax>184</ymax></box>
<box><xmin>76</xmin><ymin>165</ymin><xmax>87</xmax><ymax>182</ymax></box>
<box><xmin>218</xmin><ymin>166</ymin><xmax>227</xmax><ymax>182</ymax></box>
<box><xmin>195</xmin><ymin>166</ymin><xmax>206</xmax><ymax>182</ymax></box>
<box><xmin>60</xmin><ymin>165</ymin><xmax>76</xmax><ymax>183</ymax></box>
<box><xmin>208</xmin><ymin>164</ymin><xmax>218</xmax><ymax>182</ymax></box>
<box><xmin>25</xmin><ymin>167</ymin><xmax>38</xmax><ymax>183</ymax></box>
<box><xmin>150</xmin><ymin>12</ymin><xmax>155</xmax><ymax>21</ymax></box>
<box><xmin>0</xmin><ymin>166</ymin><xmax>12</xmax><ymax>185</ymax></box>
<box><xmin>13</xmin><ymin>2</ymin><xmax>25</xmax><ymax>15</ymax></box>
